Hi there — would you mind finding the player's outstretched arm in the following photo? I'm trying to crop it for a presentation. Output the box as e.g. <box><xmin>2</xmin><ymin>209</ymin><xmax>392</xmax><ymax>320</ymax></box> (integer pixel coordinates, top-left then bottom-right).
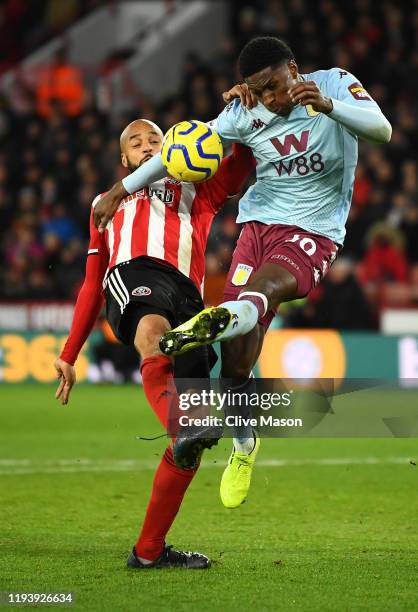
<box><xmin>327</xmin><ymin>98</ymin><xmax>392</xmax><ymax>143</ymax></box>
<box><xmin>55</xmin><ymin>215</ymin><xmax>109</xmax><ymax>405</ymax></box>
<box><xmin>289</xmin><ymin>74</ymin><xmax>391</xmax><ymax>144</ymax></box>
<box><xmin>55</xmin><ymin>254</ymin><xmax>106</xmax><ymax>404</ymax></box>
<box><xmin>204</xmin><ymin>143</ymin><xmax>255</xmax><ymax>210</ymax></box>
<box><xmin>93</xmin><ymin>153</ymin><xmax>166</xmax><ymax>232</ymax></box>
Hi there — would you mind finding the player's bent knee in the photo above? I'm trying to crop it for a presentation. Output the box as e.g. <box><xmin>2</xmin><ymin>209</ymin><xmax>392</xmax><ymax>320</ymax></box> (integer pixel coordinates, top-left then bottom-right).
<box><xmin>134</xmin><ymin>314</ymin><xmax>171</xmax><ymax>358</ymax></box>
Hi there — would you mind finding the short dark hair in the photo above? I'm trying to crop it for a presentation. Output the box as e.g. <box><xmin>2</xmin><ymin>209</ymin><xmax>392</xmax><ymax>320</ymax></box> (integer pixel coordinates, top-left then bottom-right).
<box><xmin>238</xmin><ymin>36</ymin><xmax>295</xmax><ymax>79</ymax></box>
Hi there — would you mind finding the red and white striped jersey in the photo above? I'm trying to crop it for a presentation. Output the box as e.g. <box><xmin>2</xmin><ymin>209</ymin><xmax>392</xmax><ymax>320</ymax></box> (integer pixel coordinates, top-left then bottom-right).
<box><xmin>88</xmin><ymin>145</ymin><xmax>255</xmax><ymax>293</ymax></box>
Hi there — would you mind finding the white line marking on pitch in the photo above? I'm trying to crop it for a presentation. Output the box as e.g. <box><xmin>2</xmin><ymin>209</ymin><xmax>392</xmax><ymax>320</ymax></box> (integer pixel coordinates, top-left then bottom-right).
<box><xmin>0</xmin><ymin>457</ymin><xmax>414</xmax><ymax>475</ymax></box>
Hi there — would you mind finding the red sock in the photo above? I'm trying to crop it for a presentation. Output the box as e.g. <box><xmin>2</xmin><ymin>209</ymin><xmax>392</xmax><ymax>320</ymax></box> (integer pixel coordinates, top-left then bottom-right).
<box><xmin>135</xmin><ymin>445</ymin><xmax>198</xmax><ymax>561</ymax></box>
<box><xmin>141</xmin><ymin>355</ymin><xmax>180</xmax><ymax>435</ymax></box>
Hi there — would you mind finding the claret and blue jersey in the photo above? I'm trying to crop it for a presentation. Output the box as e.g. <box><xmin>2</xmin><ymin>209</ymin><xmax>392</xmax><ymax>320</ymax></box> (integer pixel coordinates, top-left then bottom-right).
<box><xmin>213</xmin><ymin>68</ymin><xmax>382</xmax><ymax>245</ymax></box>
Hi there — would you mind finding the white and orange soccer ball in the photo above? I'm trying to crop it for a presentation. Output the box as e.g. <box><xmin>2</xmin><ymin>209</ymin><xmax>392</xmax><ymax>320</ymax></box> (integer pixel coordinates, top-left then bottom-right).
<box><xmin>161</xmin><ymin>120</ymin><xmax>223</xmax><ymax>182</ymax></box>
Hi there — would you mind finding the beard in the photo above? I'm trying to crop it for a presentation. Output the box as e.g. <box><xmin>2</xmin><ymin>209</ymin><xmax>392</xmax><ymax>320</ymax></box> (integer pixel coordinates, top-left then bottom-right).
<box><xmin>127</xmin><ymin>160</ymin><xmax>140</xmax><ymax>173</ymax></box>
<box><xmin>127</xmin><ymin>154</ymin><xmax>154</xmax><ymax>173</ymax></box>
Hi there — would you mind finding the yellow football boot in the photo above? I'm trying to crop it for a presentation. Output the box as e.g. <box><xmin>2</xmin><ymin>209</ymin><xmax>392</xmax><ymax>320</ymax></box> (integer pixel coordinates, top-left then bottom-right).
<box><xmin>159</xmin><ymin>306</ymin><xmax>232</xmax><ymax>356</ymax></box>
<box><xmin>220</xmin><ymin>436</ymin><xmax>260</xmax><ymax>509</ymax></box>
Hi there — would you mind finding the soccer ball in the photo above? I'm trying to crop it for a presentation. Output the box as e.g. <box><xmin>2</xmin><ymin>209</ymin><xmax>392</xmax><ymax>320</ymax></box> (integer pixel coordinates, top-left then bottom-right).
<box><xmin>161</xmin><ymin>120</ymin><xmax>223</xmax><ymax>182</ymax></box>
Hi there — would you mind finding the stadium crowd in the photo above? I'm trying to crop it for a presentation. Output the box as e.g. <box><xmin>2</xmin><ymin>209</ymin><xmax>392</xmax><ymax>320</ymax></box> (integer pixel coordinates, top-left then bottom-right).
<box><xmin>0</xmin><ymin>0</ymin><xmax>100</xmax><ymax>75</ymax></box>
<box><xmin>0</xmin><ymin>0</ymin><xmax>417</xmax><ymax>329</ymax></box>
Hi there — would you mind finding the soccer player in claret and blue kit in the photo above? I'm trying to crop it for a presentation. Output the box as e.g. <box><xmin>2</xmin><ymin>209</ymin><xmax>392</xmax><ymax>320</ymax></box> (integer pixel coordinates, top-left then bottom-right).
<box><xmin>93</xmin><ymin>37</ymin><xmax>392</xmax><ymax>510</ymax></box>
<box><xmin>54</xmin><ymin>119</ymin><xmax>255</xmax><ymax>569</ymax></box>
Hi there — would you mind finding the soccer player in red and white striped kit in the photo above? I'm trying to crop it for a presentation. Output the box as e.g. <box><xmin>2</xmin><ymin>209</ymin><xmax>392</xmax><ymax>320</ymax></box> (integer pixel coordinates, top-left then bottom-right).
<box><xmin>54</xmin><ymin>119</ymin><xmax>254</xmax><ymax>569</ymax></box>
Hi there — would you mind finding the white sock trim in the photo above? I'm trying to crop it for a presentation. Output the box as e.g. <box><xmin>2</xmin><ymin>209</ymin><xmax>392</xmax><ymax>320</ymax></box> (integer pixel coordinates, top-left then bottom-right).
<box><xmin>233</xmin><ymin>429</ymin><xmax>257</xmax><ymax>454</ymax></box>
<box><xmin>138</xmin><ymin>556</ymin><xmax>154</xmax><ymax>565</ymax></box>
<box><xmin>238</xmin><ymin>291</ymin><xmax>268</xmax><ymax>317</ymax></box>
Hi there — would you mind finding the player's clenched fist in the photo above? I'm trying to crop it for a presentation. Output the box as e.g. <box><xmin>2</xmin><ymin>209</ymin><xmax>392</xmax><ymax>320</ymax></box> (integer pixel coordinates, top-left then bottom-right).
<box><xmin>288</xmin><ymin>81</ymin><xmax>333</xmax><ymax>114</ymax></box>
<box><xmin>54</xmin><ymin>358</ymin><xmax>76</xmax><ymax>405</ymax></box>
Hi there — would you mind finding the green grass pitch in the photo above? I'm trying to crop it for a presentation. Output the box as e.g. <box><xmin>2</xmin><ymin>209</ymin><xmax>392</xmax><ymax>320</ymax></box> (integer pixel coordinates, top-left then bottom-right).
<box><xmin>0</xmin><ymin>384</ymin><xmax>417</xmax><ymax>611</ymax></box>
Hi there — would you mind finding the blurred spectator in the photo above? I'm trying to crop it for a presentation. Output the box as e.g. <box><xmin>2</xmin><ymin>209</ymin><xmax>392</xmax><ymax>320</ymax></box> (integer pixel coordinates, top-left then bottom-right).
<box><xmin>285</xmin><ymin>258</ymin><xmax>373</xmax><ymax>330</ymax></box>
<box><xmin>400</xmin><ymin>206</ymin><xmax>418</xmax><ymax>264</ymax></box>
<box><xmin>36</xmin><ymin>45</ymin><xmax>85</xmax><ymax>117</ymax></box>
<box><xmin>51</xmin><ymin>238</ymin><xmax>85</xmax><ymax>299</ymax></box>
<box><xmin>352</xmin><ymin>163</ymin><xmax>372</xmax><ymax>210</ymax></box>
<box><xmin>358</xmin><ymin>223</ymin><xmax>409</xmax><ymax>286</ymax></box>
<box><xmin>41</xmin><ymin>203</ymin><xmax>79</xmax><ymax>244</ymax></box>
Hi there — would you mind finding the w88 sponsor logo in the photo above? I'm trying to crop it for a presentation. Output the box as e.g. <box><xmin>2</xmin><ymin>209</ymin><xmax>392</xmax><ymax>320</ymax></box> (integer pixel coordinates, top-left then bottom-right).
<box><xmin>268</xmin><ymin>130</ymin><xmax>325</xmax><ymax>177</ymax></box>
<box><xmin>271</xmin><ymin>153</ymin><xmax>325</xmax><ymax>177</ymax></box>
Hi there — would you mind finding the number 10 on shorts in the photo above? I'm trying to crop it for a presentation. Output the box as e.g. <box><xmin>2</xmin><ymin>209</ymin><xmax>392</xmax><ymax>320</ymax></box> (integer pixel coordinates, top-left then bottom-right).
<box><xmin>285</xmin><ymin>234</ymin><xmax>317</xmax><ymax>256</ymax></box>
